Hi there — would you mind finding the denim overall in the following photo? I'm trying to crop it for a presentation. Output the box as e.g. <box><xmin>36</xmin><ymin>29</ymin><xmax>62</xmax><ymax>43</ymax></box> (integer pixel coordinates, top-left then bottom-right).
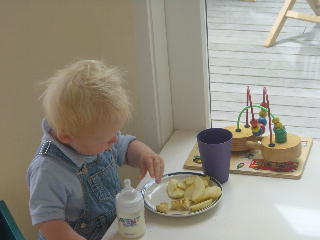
<box><xmin>36</xmin><ymin>140</ymin><xmax>121</xmax><ymax>240</ymax></box>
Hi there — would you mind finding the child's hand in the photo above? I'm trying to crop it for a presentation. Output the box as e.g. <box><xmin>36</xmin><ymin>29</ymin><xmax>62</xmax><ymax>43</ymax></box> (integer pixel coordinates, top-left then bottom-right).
<box><xmin>127</xmin><ymin>140</ymin><xmax>164</xmax><ymax>183</ymax></box>
<box><xmin>138</xmin><ymin>151</ymin><xmax>164</xmax><ymax>184</ymax></box>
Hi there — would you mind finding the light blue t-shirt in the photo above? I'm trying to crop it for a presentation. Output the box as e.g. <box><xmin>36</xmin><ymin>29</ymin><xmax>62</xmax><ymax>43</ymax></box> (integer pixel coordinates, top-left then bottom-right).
<box><xmin>27</xmin><ymin>120</ymin><xmax>136</xmax><ymax>226</ymax></box>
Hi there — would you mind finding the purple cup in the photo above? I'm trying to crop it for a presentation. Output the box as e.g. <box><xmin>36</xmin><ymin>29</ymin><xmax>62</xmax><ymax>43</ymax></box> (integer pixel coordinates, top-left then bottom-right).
<box><xmin>197</xmin><ymin>128</ymin><xmax>233</xmax><ymax>184</ymax></box>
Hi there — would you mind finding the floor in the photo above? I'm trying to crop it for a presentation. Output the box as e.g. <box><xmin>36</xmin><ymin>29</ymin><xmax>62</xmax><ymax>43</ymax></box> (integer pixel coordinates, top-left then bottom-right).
<box><xmin>207</xmin><ymin>0</ymin><xmax>320</xmax><ymax>139</ymax></box>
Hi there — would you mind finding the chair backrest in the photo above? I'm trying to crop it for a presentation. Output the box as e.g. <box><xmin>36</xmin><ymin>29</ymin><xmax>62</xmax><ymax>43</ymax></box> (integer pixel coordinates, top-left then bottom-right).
<box><xmin>0</xmin><ymin>200</ymin><xmax>25</xmax><ymax>240</ymax></box>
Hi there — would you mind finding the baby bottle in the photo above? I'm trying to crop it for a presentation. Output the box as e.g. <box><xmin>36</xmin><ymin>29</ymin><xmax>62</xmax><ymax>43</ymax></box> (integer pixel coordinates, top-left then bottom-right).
<box><xmin>116</xmin><ymin>179</ymin><xmax>146</xmax><ymax>238</ymax></box>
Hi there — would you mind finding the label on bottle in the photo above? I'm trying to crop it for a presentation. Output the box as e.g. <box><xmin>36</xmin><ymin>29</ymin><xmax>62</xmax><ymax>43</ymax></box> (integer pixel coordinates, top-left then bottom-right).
<box><xmin>117</xmin><ymin>210</ymin><xmax>146</xmax><ymax>238</ymax></box>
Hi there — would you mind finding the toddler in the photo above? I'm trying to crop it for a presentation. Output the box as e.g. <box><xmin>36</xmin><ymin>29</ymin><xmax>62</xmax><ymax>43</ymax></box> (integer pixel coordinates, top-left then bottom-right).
<box><xmin>27</xmin><ymin>60</ymin><xmax>164</xmax><ymax>240</ymax></box>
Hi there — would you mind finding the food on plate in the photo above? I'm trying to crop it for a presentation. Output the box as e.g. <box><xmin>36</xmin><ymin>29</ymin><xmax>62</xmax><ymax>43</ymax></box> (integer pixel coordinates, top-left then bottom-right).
<box><xmin>177</xmin><ymin>180</ymin><xmax>187</xmax><ymax>190</ymax></box>
<box><xmin>201</xmin><ymin>176</ymin><xmax>210</xmax><ymax>187</ymax></box>
<box><xmin>158</xmin><ymin>175</ymin><xmax>222</xmax><ymax>214</ymax></box>
<box><xmin>170</xmin><ymin>199</ymin><xmax>191</xmax><ymax>211</ymax></box>
<box><xmin>191</xmin><ymin>176</ymin><xmax>205</xmax><ymax>202</ymax></box>
<box><xmin>184</xmin><ymin>176</ymin><xmax>195</xmax><ymax>186</ymax></box>
<box><xmin>189</xmin><ymin>199</ymin><xmax>213</xmax><ymax>212</ymax></box>
<box><xmin>184</xmin><ymin>184</ymin><xmax>194</xmax><ymax>200</ymax></box>
<box><xmin>167</xmin><ymin>179</ymin><xmax>185</xmax><ymax>199</ymax></box>
<box><xmin>193</xmin><ymin>186</ymin><xmax>221</xmax><ymax>203</ymax></box>
<box><xmin>156</xmin><ymin>202</ymin><xmax>169</xmax><ymax>213</ymax></box>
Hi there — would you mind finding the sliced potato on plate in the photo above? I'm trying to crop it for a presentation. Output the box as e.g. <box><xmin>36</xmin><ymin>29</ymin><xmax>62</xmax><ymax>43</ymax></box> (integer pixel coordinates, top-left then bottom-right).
<box><xmin>191</xmin><ymin>176</ymin><xmax>205</xmax><ymax>202</ymax></box>
<box><xmin>193</xmin><ymin>186</ymin><xmax>222</xmax><ymax>203</ymax></box>
<box><xmin>167</xmin><ymin>179</ymin><xmax>185</xmax><ymax>199</ymax></box>
<box><xmin>189</xmin><ymin>199</ymin><xmax>213</xmax><ymax>212</ymax></box>
<box><xmin>184</xmin><ymin>185</ymin><xmax>194</xmax><ymax>200</ymax></box>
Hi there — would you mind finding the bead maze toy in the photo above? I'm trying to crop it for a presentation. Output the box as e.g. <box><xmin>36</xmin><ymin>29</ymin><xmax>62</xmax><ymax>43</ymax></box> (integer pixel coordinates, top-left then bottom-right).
<box><xmin>224</xmin><ymin>87</ymin><xmax>302</xmax><ymax>163</ymax></box>
<box><xmin>184</xmin><ymin>86</ymin><xmax>313</xmax><ymax>179</ymax></box>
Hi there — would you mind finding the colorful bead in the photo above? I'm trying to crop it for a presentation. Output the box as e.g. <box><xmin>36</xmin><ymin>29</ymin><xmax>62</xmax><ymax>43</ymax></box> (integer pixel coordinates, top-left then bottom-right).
<box><xmin>259</xmin><ymin>110</ymin><xmax>267</xmax><ymax>118</ymax></box>
<box><xmin>260</xmin><ymin>124</ymin><xmax>266</xmax><ymax>134</ymax></box>
<box><xmin>274</xmin><ymin>127</ymin><xmax>287</xmax><ymax>143</ymax></box>
<box><xmin>251</xmin><ymin>126</ymin><xmax>260</xmax><ymax>133</ymax></box>
<box><xmin>260</xmin><ymin>102</ymin><xmax>268</xmax><ymax>108</ymax></box>
<box><xmin>250</xmin><ymin>119</ymin><xmax>258</xmax><ymax>127</ymax></box>
<box><xmin>274</xmin><ymin>122</ymin><xmax>283</xmax><ymax>129</ymax></box>
<box><xmin>253</xmin><ymin>128</ymin><xmax>263</xmax><ymax>136</ymax></box>
<box><xmin>258</xmin><ymin>117</ymin><xmax>267</xmax><ymax>126</ymax></box>
<box><xmin>272</xmin><ymin>117</ymin><xmax>280</xmax><ymax>124</ymax></box>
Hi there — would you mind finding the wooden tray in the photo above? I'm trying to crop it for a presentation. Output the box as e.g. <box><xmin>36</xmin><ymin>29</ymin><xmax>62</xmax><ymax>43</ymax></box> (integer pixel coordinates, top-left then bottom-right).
<box><xmin>183</xmin><ymin>137</ymin><xmax>313</xmax><ymax>179</ymax></box>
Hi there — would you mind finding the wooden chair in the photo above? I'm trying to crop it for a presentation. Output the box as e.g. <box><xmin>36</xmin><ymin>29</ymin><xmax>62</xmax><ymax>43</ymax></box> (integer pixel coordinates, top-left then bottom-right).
<box><xmin>264</xmin><ymin>0</ymin><xmax>320</xmax><ymax>47</ymax></box>
<box><xmin>0</xmin><ymin>200</ymin><xmax>25</xmax><ymax>240</ymax></box>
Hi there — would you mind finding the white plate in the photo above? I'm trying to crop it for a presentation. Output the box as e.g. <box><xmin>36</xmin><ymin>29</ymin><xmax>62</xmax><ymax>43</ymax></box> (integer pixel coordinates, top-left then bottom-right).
<box><xmin>141</xmin><ymin>172</ymin><xmax>222</xmax><ymax>217</ymax></box>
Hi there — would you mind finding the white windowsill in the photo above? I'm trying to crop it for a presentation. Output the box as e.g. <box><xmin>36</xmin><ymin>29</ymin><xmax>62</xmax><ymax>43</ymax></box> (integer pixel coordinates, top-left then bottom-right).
<box><xmin>156</xmin><ymin>130</ymin><xmax>198</xmax><ymax>174</ymax></box>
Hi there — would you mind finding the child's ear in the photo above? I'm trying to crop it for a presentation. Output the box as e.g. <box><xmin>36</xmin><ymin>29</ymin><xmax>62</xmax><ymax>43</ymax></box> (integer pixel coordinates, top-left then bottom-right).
<box><xmin>56</xmin><ymin>131</ymin><xmax>72</xmax><ymax>144</ymax></box>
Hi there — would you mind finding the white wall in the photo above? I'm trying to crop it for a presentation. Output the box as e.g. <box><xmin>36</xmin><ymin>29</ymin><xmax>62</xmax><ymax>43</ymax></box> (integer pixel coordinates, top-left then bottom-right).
<box><xmin>0</xmin><ymin>1</ymin><xmax>141</xmax><ymax>239</ymax></box>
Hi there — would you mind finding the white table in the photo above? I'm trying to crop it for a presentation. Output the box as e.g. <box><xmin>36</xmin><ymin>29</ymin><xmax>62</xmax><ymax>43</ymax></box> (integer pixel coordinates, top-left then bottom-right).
<box><xmin>103</xmin><ymin>131</ymin><xmax>320</xmax><ymax>240</ymax></box>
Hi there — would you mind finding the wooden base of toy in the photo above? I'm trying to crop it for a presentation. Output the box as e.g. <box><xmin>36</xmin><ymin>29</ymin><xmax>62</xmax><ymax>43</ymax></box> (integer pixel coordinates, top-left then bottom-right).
<box><xmin>224</xmin><ymin>125</ymin><xmax>259</xmax><ymax>151</ymax></box>
<box><xmin>246</xmin><ymin>133</ymin><xmax>301</xmax><ymax>163</ymax></box>
<box><xmin>183</xmin><ymin>137</ymin><xmax>313</xmax><ymax>180</ymax></box>
<box><xmin>225</xmin><ymin>125</ymin><xmax>302</xmax><ymax>163</ymax></box>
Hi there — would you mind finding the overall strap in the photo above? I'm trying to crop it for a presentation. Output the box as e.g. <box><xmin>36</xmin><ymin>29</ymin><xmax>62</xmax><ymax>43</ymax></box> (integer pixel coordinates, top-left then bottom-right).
<box><xmin>36</xmin><ymin>140</ymin><xmax>80</xmax><ymax>172</ymax></box>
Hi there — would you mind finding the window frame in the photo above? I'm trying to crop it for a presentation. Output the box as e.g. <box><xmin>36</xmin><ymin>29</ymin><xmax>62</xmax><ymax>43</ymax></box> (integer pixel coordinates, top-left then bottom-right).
<box><xmin>132</xmin><ymin>0</ymin><xmax>210</xmax><ymax>152</ymax></box>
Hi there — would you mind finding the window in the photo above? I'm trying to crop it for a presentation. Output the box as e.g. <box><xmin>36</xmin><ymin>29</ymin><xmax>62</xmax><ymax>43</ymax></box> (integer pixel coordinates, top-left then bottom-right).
<box><xmin>207</xmin><ymin>0</ymin><xmax>320</xmax><ymax>139</ymax></box>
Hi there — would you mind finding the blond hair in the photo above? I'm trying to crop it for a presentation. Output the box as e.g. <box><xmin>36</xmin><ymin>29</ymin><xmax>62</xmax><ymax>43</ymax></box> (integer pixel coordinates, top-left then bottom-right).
<box><xmin>42</xmin><ymin>60</ymin><xmax>131</xmax><ymax>136</ymax></box>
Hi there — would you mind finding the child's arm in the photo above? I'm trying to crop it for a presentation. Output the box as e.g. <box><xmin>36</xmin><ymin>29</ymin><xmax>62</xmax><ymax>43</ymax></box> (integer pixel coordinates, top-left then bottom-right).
<box><xmin>126</xmin><ymin>140</ymin><xmax>164</xmax><ymax>183</ymax></box>
<box><xmin>37</xmin><ymin>220</ymin><xmax>86</xmax><ymax>240</ymax></box>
